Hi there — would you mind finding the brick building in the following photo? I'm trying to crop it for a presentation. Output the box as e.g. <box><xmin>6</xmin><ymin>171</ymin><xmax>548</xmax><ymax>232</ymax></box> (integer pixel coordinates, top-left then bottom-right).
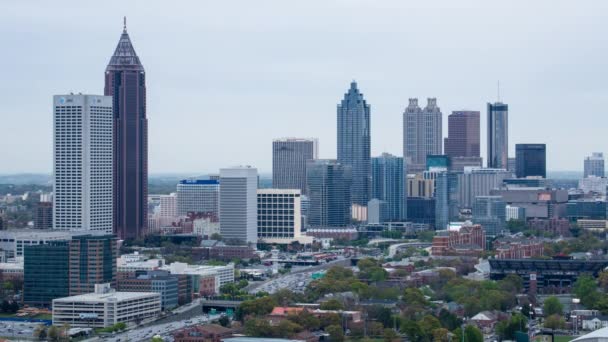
<box><xmin>431</xmin><ymin>222</ymin><xmax>486</xmax><ymax>256</ymax></box>
<box><xmin>493</xmin><ymin>237</ymin><xmax>544</xmax><ymax>259</ymax></box>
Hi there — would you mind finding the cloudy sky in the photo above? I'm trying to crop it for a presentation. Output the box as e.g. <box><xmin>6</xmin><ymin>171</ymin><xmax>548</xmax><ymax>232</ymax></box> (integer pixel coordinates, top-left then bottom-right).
<box><xmin>1</xmin><ymin>0</ymin><xmax>607</xmax><ymax>174</ymax></box>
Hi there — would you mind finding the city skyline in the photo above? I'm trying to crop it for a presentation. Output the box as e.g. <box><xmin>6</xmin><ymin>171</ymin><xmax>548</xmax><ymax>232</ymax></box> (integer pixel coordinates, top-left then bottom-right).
<box><xmin>3</xmin><ymin>1</ymin><xmax>608</xmax><ymax>173</ymax></box>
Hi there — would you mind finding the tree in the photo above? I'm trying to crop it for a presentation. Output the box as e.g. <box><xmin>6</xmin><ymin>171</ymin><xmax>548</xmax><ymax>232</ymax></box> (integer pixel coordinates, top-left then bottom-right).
<box><xmin>438</xmin><ymin>309</ymin><xmax>462</xmax><ymax>331</ymax></box>
<box><xmin>287</xmin><ymin>310</ymin><xmax>320</xmax><ymax>330</ymax></box>
<box><xmin>326</xmin><ymin>324</ymin><xmax>345</xmax><ymax>342</ymax></box>
<box><xmin>544</xmin><ymin>314</ymin><xmax>566</xmax><ymax>330</ymax></box>
<box><xmin>210</xmin><ymin>233</ymin><xmax>222</xmax><ymax>240</ymax></box>
<box><xmin>34</xmin><ymin>325</ymin><xmax>47</xmax><ymax>341</ymax></box>
<box><xmin>244</xmin><ymin>317</ymin><xmax>273</xmax><ymax>337</ymax></box>
<box><xmin>383</xmin><ymin>328</ymin><xmax>399</xmax><ymax>342</ymax></box>
<box><xmin>218</xmin><ymin>315</ymin><xmax>231</xmax><ymax>327</ymax></box>
<box><xmin>543</xmin><ymin>296</ymin><xmax>563</xmax><ymax>316</ymax></box>
<box><xmin>238</xmin><ymin>296</ymin><xmax>277</xmax><ymax>319</ymax></box>
<box><xmin>151</xmin><ymin>337</ymin><xmax>163</xmax><ymax>342</ymax></box>
<box><xmin>453</xmin><ymin>325</ymin><xmax>483</xmax><ymax>342</ymax></box>
<box><xmin>275</xmin><ymin>319</ymin><xmax>302</xmax><ymax>338</ymax></box>
<box><xmin>403</xmin><ymin>288</ymin><xmax>428</xmax><ymax>307</ymax></box>
<box><xmin>496</xmin><ymin>314</ymin><xmax>527</xmax><ymax>340</ymax></box>
<box><xmin>48</xmin><ymin>326</ymin><xmax>59</xmax><ymax>342</ymax></box>
<box><xmin>400</xmin><ymin>319</ymin><xmax>423</xmax><ymax>341</ymax></box>
<box><xmin>574</xmin><ymin>274</ymin><xmax>600</xmax><ymax>308</ymax></box>
<box><xmin>320</xmin><ymin>298</ymin><xmax>344</xmax><ymax>310</ymax></box>
<box><xmin>432</xmin><ymin>328</ymin><xmax>450</xmax><ymax>342</ymax></box>
<box><xmin>418</xmin><ymin>315</ymin><xmax>441</xmax><ymax>339</ymax></box>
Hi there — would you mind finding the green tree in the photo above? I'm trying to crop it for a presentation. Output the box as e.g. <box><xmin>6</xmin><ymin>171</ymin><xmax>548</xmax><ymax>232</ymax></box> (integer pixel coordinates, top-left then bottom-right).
<box><xmin>48</xmin><ymin>326</ymin><xmax>59</xmax><ymax>342</ymax></box>
<box><xmin>544</xmin><ymin>314</ymin><xmax>566</xmax><ymax>330</ymax></box>
<box><xmin>418</xmin><ymin>315</ymin><xmax>441</xmax><ymax>339</ymax></box>
<box><xmin>383</xmin><ymin>328</ymin><xmax>399</xmax><ymax>342</ymax></box>
<box><xmin>275</xmin><ymin>320</ymin><xmax>302</xmax><ymax>338</ymax></box>
<box><xmin>432</xmin><ymin>328</ymin><xmax>450</xmax><ymax>342</ymax></box>
<box><xmin>400</xmin><ymin>319</ymin><xmax>423</xmax><ymax>341</ymax></box>
<box><xmin>244</xmin><ymin>317</ymin><xmax>273</xmax><ymax>337</ymax></box>
<box><xmin>218</xmin><ymin>315</ymin><xmax>231</xmax><ymax>327</ymax></box>
<box><xmin>33</xmin><ymin>325</ymin><xmax>47</xmax><ymax>341</ymax></box>
<box><xmin>453</xmin><ymin>325</ymin><xmax>483</xmax><ymax>342</ymax></box>
<box><xmin>496</xmin><ymin>314</ymin><xmax>527</xmax><ymax>340</ymax></box>
<box><xmin>574</xmin><ymin>274</ymin><xmax>600</xmax><ymax>308</ymax></box>
<box><xmin>543</xmin><ymin>296</ymin><xmax>563</xmax><ymax>316</ymax></box>
<box><xmin>326</xmin><ymin>324</ymin><xmax>345</xmax><ymax>342</ymax></box>
<box><xmin>151</xmin><ymin>337</ymin><xmax>163</xmax><ymax>342</ymax></box>
<box><xmin>287</xmin><ymin>310</ymin><xmax>320</xmax><ymax>330</ymax></box>
<box><xmin>403</xmin><ymin>288</ymin><xmax>428</xmax><ymax>307</ymax></box>
<box><xmin>320</xmin><ymin>313</ymin><xmax>342</xmax><ymax>328</ymax></box>
<box><xmin>320</xmin><ymin>298</ymin><xmax>344</xmax><ymax>310</ymax></box>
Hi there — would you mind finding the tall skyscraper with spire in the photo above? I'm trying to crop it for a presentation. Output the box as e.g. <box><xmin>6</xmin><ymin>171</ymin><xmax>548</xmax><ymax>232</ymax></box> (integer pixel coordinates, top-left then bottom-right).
<box><xmin>105</xmin><ymin>18</ymin><xmax>148</xmax><ymax>240</ymax></box>
<box><xmin>337</xmin><ymin>81</ymin><xmax>371</xmax><ymax>206</ymax></box>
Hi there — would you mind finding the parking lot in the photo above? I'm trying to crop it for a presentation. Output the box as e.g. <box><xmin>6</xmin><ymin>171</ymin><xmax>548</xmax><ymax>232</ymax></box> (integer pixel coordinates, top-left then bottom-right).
<box><xmin>0</xmin><ymin>321</ymin><xmax>44</xmax><ymax>340</ymax></box>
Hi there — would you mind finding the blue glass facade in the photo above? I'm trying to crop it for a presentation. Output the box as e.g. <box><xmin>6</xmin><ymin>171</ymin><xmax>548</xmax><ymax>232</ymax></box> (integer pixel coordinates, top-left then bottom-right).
<box><xmin>371</xmin><ymin>153</ymin><xmax>405</xmax><ymax>221</ymax></box>
<box><xmin>337</xmin><ymin>81</ymin><xmax>371</xmax><ymax>206</ymax></box>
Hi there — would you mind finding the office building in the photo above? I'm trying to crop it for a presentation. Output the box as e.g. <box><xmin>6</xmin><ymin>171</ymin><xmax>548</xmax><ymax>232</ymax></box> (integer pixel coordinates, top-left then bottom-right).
<box><xmin>257</xmin><ymin>189</ymin><xmax>312</xmax><ymax>244</ymax></box>
<box><xmin>403</xmin><ymin>98</ymin><xmax>443</xmax><ymax>173</ymax></box>
<box><xmin>158</xmin><ymin>193</ymin><xmax>177</xmax><ymax>217</ymax></box>
<box><xmin>117</xmin><ymin>270</ymin><xmax>179</xmax><ymax>310</ymax></box>
<box><xmin>491</xmin><ymin>188</ymin><xmax>568</xmax><ymax>219</ymax></box>
<box><xmin>69</xmin><ymin>235</ymin><xmax>118</xmax><ymax>296</ymax></box>
<box><xmin>427</xmin><ymin>155</ymin><xmax>450</xmax><ymax>170</ymax></box>
<box><xmin>53</xmin><ymin>283</ymin><xmax>160</xmax><ymax>328</ymax></box>
<box><xmin>435</xmin><ymin>172</ymin><xmax>459</xmax><ymax>230</ymax></box>
<box><xmin>177</xmin><ymin>180</ymin><xmax>220</xmax><ymax>217</ymax></box>
<box><xmin>472</xmin><ymin>196</ymin><xmax>506</xmax><ymax>236</ymax></box>
<box><xmin>455</xmin><ymin>168</ymin><xmax>513</xmax><ymax>209</ymax></box>
<box><xmin>219</xmin><ymin>167</ymin><xmax>258</xmax><ymax>244</ymax></box>
<box><xmin>407</xmin><ymin>197</ymin><xmax>436</xmax><ymax>226</ymax></box>
<box><xmin>306</xmin><ymin>160</ymin><xmax>352</xmax><ymax>227</ymax></box>
<box><xmin>506</xmin><ymin>205</ymin><xmax>526</xmax><ymax>221</ymax></box>
<box><xmin>407</xmin><ymin>174</ymin><xmax>435</xmax><ymax>198</ymax></box>
<box><xmin>105</xmin><ymin>21</ymin><xmax>148</xmax><ymax>240</ymax></box>
<box><xmin>431</xmin><ymin>222</ymin><xmax>486</xmax><ymax>256</ymax></box>
<box><xmin>487</xmin><ymin>102</ymin><xmax>509</xmax><ymax>169</ymax></box>
<box><xmin>24</xmin><ymin>241</ymin><xmax>70</xmax><ymax>307</ymax></box>
<box><xmin>444</xmin><ymin>111</ymin><xmax>480</xmax><ymax>158</ymax></box>
<box><xmin>515</xmin><ymin>144</ymin><xmax>546</xmax><ymax>178</ymax></box>
<box><xmin>371</xmin><ymin>153</ymin><xmax>405</xmax><ymax>220</ymax></box>
<box><xmin>367</xmin><ymin>199</ymin><xmax>388</xmax><ymax>224</ymax></box>
<box><xmin>53</xmin><ymin>94</ymin><xmax>113</xmax><ymax>233</ymax></box>
<box><xmin>585</xmin><ymin>153</ymin><xmax>605</xmax><ymax>178</ymax></box>
<box><xmin>272</xmin><ymin>138</ymin><xmax>318</xmax><ymax>194</ymax></box>
<box><xmin>450</xmin><ymin>156</ymin><xmax>483</xmax><ymax>172</ymax></box>
<box><xmin>35</xmin><ymin>201</ymin><xmax>53</xmax><ymax>229</ymax></box>
<box><xmin>579</xmin><ymin>176</ymin><xmax>608</xmax><ymax>195</ymax></box>
<box><xmin>0</xmin><ymin>230</ymin><xmax>74</xmax><ymax>258</ymax></box>
<box><xmin>337</xmin><ymin>81</ymin><xmax>371</xmax><ymax>205</ymax></box>
<box><xmin>567</xmin><ymin>200</ymin><xmax>607</xmax><ymax>222</ymax></box>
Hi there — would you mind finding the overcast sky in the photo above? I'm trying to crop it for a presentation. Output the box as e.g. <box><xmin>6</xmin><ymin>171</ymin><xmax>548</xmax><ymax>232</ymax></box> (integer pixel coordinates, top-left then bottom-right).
<box><xmin>1</xmin><ymin>0</ymin><xmax>607</xmax><ymax>174</ymax></box>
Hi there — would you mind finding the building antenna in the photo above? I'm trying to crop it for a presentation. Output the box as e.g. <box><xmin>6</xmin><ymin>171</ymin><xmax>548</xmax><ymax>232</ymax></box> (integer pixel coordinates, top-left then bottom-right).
<box><xmin>123</xmin><ymin>16</ymin><xmax>127</xmax><ymax>32</ymax></box>
<box><xmin>497</xmin><ymin>80</ymin><xmax>501</xmax><ymax>102</ymax></box>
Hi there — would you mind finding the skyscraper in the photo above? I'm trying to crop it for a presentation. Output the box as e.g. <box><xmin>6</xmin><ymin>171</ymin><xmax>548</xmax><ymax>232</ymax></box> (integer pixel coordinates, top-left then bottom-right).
<box><xmin>472</xmin><ymin>195</ymin><xmax>506</xmax><ymax>237</ymax></box>
<box><xmin>24</xmin><ymin>241</ymin><xmax>69</xmax><ymax>307</ymax></box>
<box><xmin>257</xmin><ymin>189</ymin><xmax>311</xmax><ymax>244</ymax></box>
<box><xmin>105</xmin><ymin>19</ymin><xmax>148</xmax><ymax>240</ymax></box>
<box><xmin>584</xmin><ymin>152</ymin><xmax>605</xmax><ymax>178</ymax></box>
<box><xmin>176</xmin><ymin>180</ymin><xmax>220</xmax><ymax>217</ymax></box>
<box><xmin>337</xmin><ymin>81</ymin><xmax>371</xmax><ymax>206</ymax></box>
<box><xmin>272</xmin><ymin>138</ymin><xmax>318</xmax><ymax>194</ymax></box>
<box><xmin>403</xmin><ymin>98</ymin><xmax>443</xmax><ymax>173</ymax></box>
<box><xmin>306</xmin><ymin>160</ymin><xmax>352</xmax><ymax>227</ymax></box>
<box><xmin>444</xmin><ymin>111</ymin><xmax>480</xmax><ymax>158</ymax></box>
<box><xmin>515</xmin><ymin>144</ymin><xmax>546</xmax><ymax>178</ymax></box>
<box><xmin>487</xmin><ymin>102</ymin><xmax>509</xmax><ymax>169</ymax></box>
<box><xmin>219</xmin><ymin>167</ymin><xmax>258</xmax><ymax>244</ymax></box>
<box><xmin>371</xmin><ymin>153</ymin><xmax>405</xmax><ymax>221</ymax></box>
<box><xmin>53</xmin><ymin>94</ymin><xmax>113</xmax><ymax>233</ymax></box>
<box><xmin>69</xmin><ymin>235</ymin><xmax>118</xmax><ymax>296</ymax></box>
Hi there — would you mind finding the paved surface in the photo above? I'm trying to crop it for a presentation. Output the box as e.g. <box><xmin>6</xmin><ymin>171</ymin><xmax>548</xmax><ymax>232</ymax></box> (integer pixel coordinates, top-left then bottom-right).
<box><xmin>0</xmin><ymin>321</ymin><xmax>42</xmax><ymax>340</ymax></box>
<box><xmin>248</xmin><ymin>258</ymin><xmax>350</xmax><ymax>294</ymax></box>
<box><xmin>88</xmin><ymin>313</ymin><xmax>220</xmax><ymax>342</ymax></box>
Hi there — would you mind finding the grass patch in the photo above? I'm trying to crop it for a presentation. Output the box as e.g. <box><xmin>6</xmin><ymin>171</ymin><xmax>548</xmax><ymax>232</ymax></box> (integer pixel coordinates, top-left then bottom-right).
<box><xmin>554</xmin><ymin>336</ymin><xmax>574</xmax><ymax>342</ymax></box>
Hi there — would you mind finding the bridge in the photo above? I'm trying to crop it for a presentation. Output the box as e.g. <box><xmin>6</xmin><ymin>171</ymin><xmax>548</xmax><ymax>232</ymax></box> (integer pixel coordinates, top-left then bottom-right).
<box><xmin>388</xmin><ymin>242</ymin><xmax>431</xmax><ymax>257</ymax></box>
<box><xmin>201</xmin><ymin>300</ymin><xmax>242</xmax><ymax>313</ymax></box>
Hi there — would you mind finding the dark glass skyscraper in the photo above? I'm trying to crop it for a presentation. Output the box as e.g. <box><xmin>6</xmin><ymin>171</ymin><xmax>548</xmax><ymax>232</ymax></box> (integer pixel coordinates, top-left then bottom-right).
<box><xmin>487</xmin><ymin>102</ymin><xmax>508</xmax><ymax>169</ymax></box>
<box><xmin>371</xmin><ymin>153</ymin><xmax>405</xmax><ymax>221</ymax></box>
<box><xmin>515</xmin><ymin>144</ymin><xmax>546</xmax><ymax>178</ymax></box>
<box><xmin>105</xmin><ymin>20</ymin><xmax>148</xmax><ymax>240</ymax></box>
<box><xmin>337</xmin><ymin>81</ymin><xmax>370</xmax><ymax>206</ymax></box>
<box><xmin>306</xmin><ymin>160</ymin><xmax>352</xmax><ymax>227</ymax></box>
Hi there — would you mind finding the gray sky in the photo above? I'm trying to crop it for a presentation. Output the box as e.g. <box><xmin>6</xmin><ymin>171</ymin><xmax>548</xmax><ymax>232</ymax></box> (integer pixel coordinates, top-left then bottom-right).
<box><xmin>1</xmin><ymin>0</ymin><xmax>607</xmax><ymax>174</ymax></box>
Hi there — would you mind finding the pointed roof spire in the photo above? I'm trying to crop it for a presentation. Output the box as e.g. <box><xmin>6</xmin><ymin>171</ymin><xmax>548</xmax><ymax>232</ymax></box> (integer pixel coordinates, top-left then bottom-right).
<box><xmin>106</xmin><ymin>18</ymin><xmax>144</xmax><ymax>71</ymax></box>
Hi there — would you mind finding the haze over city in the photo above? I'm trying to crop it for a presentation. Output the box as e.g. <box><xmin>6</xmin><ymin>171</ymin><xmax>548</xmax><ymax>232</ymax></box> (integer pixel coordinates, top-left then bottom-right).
<box><xmin>2</xmin><ymin>0</ymin><xmax>608</xmax><ymax>173</ymax></box>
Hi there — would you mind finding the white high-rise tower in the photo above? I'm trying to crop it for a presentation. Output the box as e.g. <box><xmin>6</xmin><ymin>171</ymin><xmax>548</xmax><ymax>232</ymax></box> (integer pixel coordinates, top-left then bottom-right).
<box><xmin>53</xmin><ymin>94</ymin><xmax>113</xmax><ymax>233</ymax></box>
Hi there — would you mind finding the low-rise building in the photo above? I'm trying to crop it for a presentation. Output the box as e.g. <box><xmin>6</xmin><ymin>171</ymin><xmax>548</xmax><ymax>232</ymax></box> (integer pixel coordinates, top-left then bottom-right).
<box><xmin>161</xmin><ymin>262</ymin><xmax>234</xmax><ymax>296</ymax></box>
<box><xmin>305</xmin><ymin>227</ymin><xmax>358</xmax><ymax>241</ymax></box>
<box><xmin>493</xmin><ymin>237</ymin><xmax>544</xmax><ymax>259</ymax></box>
<box><xmin>527</xmin><ymin>218</ymin><xmax>570</xmax><ymax>237</ymax></box>
<box><xmin>431</xmin><ymin>222</ymin><xmax>486</xmax><ymax>256</ymax></box>
<box><xmin>52</xmin><ymin>283</ymin><xmax>160</xmax><ymax>328</ymax></box>
<box><xmin>117</xmin><ymin>270</ymin><xmax>179</xmax><ymax>310</ymax></box>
